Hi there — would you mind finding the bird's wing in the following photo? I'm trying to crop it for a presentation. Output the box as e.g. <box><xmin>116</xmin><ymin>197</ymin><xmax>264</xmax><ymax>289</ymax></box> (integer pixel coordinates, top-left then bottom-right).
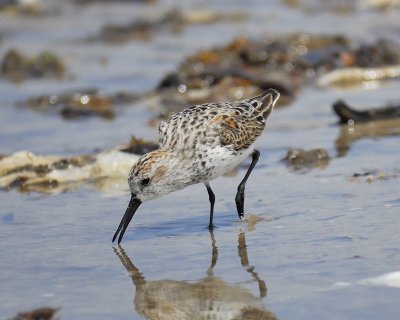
<box><xmin>158</xmin><ymin>120</ymin><xmax>168</xmax><ymax>148</ymax></box>
<box><xmin>210</xmin><ymin>108</ymin><xmax>265</xmax><ymax>151</ymax></box>
<box><xmin>158</xmin><ymin>103</ymin><xmax>236</xmax><ymax>152</ymax></box>
<box><xmin>215</xmin><ymin>89</ymin><xmax>279</xmax><ymax>150</ymax></box>
<box><xmin>158</xmin><ymin>90</ymin><xmax>279</xmax><ymax>152</ymax></box>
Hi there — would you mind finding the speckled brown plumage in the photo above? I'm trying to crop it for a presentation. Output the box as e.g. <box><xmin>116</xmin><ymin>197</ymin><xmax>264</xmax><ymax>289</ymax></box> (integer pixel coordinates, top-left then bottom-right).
<box><xmin>159</xmin><ymin>89</ymin><xmax>278</xmax><ymax>153</ymax></box>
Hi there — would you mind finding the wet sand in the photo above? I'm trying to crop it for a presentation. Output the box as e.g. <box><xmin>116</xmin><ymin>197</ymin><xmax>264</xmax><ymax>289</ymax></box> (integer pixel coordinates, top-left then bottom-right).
<box><xmin>0</xmin><ymin>1</ymin><xmax>399</xmax><ymax>319</ymax></box>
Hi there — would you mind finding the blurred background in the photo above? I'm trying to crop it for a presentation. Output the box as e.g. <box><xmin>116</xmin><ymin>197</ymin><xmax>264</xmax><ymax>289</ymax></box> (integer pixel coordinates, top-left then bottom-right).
<box><xmin>0</xmin><ymin>0</ymin><xmax>399</xmax><ymax>319</ymax></box>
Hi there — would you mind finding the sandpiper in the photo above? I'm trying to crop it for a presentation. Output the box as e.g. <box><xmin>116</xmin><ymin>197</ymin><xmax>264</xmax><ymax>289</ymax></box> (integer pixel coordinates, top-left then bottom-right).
<box><xmin>113</xmin><ymin>89</ymin><xmax>280</xmax><ymax>243</ymax></box>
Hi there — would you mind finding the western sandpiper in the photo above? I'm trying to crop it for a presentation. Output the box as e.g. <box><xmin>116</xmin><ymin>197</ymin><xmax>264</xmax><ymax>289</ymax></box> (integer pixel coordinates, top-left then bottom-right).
<box><xmin>113</xmin><ymin>89</ymin><xmax>280</xmax><ymax>243</ymax></box>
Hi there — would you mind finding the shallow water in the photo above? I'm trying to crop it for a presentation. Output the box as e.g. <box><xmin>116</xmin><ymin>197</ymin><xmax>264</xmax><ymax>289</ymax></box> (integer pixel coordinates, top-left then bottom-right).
<box><xmin>1</xmin><ymin>1</ymin><xmax>400</xmax><ymax>319</ymax></box>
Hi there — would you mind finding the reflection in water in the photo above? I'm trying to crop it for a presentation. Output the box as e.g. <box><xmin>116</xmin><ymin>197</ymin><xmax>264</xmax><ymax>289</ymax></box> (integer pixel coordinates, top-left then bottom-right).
<box><xmin>335</xmin><ymin>119</ymin><xmax>400</xmax><ymax>157</ymax></box>
<box><xmin>113</xmin><ymin>231</ymin><xmax>277</xmax><ymax>320</ymax></box>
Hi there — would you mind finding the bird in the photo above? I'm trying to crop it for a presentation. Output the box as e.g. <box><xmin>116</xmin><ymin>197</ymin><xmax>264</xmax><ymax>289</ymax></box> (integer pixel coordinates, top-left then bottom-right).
<box><xmin>113</xmin><ymin>89</ymin><xmax>280</xmax><ymax>243</ymax></box>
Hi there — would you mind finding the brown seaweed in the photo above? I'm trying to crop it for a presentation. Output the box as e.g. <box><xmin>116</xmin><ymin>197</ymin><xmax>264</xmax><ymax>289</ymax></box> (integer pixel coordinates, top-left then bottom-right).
<box><xmin>120</xmin><ymin>136</ymin><xmax>158</xmax><ymax>155</ymax></box>
<box><xmin>10</xmin><ymin>306</ymin><xmax>60</xmax><ymax>320</ymax></box>
<box><xmin>154</xmin><ymin>35</ymin><xmax>400</xmax><ymax>119</ymax></box>
<box><xmin>86</xmin><ymin>8</ymin><xmax>247</xmax><ymax>44</ymax></box>
<box><xmin>0</xmin><ymin>0</ymin><xmax>43</xmax><ymax>15</ymax></box>
<box><xmin>18</xmin><ymin>89</ymin><xmax>142</xmax><ymax>120</ymax></box>
<box><xmin>1</xmin><ymin>49</ymin><xmax>65</xmax><ymax>83</ymax></box>
<box><xmin>73</xmin><ymin>0</ymin><xmax>156</xmax><ymax>4</ymax></box>
<box><xmin>86</xmin><ymin>9</ymin><xmax>184</xmax><ymax>44</ymax></box>
<box><xmin>283</xmin><ymin>148</ymin><xmax>330</xmax><ymax>171</ymax></box>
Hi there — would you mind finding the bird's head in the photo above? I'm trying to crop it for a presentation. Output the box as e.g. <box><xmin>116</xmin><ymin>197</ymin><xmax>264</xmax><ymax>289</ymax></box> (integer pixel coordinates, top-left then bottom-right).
<box><xmin>128</xmin><ymin>150</ymin><xmax>174</xmax><ymax>202</ymax></box>
<box><xmin>113</xmin><ymin>150</ymin><xmax>185</xmax><ymax>243</ymax></box>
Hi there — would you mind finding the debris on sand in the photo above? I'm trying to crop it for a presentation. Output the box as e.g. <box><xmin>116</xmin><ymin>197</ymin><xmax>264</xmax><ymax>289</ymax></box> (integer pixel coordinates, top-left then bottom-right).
<box><xmin>14</xmin><ymin>34</ymin><xmax>400</xmax><ymax>123</ymax></box>
<box><xmin>317</xmin><ymin>64</ymin><xmax>400</xmax><ymax>88</ymax></box>
<box><xmin>282</xmin><ymin>0</ymin><xmax>400</xmax><ymax>13</ymax></box>
<box><xmin>1</xmin><ymin>49</ymin><xmax>65</xmax><ymax>83</ymax></box>
<box><xmin>0</xmin><ymin>137</ymin><xmax>156</xmax><ymax>193</ymax></box>
<box><xmin>73</xmin><ymin>0</ymin><xmax>156</xmax><ymax>5</ymax></box>
<box><xmin>120</xmin><ymin>136</ymin><xmax>158</xmax><ymax>155</ymax></box>
<box><xmin>8</xmin><ymin>306</ymin><xmax>60</xmax><ymax>320</ymax></box>
<box><xmin>18</xmin><ymin>88</ymin><xmax>142</xmax><ymax>120</ymax></box>
<box><xmin>350</xmin><ymin>170</ymin><xmax>388</xmax><ymax>183</ymax></box>
<box><xmin>0</xmin><ymin>0</ymin><xmax>43</xmax><ymax>16</ymax></box>
<box><xmin>152</xmin><ymin>35</ymin><xmax>400</xmax><ymax>119</ymax></box>
<box><xmin>317</xmin><ymin>38</ymin><xmax>400</xmax><ymax>88</ymax></box>
<box><xmin>86</xmin><ymin>8</ymin><xmax>247</xmax><ymax>44</ymax></box>
<box><xmin>86</xmin><ymin>9</ymin><xmax>184</xmax><ymax>43</ymax></box>
<box><xmin>283</xmin><ymin>148</ymin><xmax>330</xmax><ymax>171</ymax></box>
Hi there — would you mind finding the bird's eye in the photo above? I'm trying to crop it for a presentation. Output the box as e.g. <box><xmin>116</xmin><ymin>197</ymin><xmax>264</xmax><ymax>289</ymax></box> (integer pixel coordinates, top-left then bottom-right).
<box><xmin>141</xmin><ymin>178</ymin><xmax>150</xmax><ymax>186</ymax></box>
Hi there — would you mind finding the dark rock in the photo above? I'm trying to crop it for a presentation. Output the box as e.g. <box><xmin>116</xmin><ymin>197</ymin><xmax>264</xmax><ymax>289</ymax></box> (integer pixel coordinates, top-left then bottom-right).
<box><xmin>13</xmin><ymin>306</ymin><xmax>60</xmax><ymax>320</ymax></box>
<box><xmin>333</xmin><ymin>100</ymin><xmax>400</xmax><ymax>124</ymax></box>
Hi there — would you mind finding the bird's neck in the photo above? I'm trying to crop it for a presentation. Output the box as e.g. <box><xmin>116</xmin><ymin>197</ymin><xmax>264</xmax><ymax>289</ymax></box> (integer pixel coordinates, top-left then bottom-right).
<box><xmin>163</xmin><ymin>151</ymin><xmax>204</xmax><ymax>190</ymax></box>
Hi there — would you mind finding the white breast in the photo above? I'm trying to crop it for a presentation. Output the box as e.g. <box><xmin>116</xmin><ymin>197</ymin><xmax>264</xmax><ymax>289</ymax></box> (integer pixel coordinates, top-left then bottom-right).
<box><xmin>199</xmin><ymin>144</ymin><xmax>254</xmax><ymax>181</ymax></box>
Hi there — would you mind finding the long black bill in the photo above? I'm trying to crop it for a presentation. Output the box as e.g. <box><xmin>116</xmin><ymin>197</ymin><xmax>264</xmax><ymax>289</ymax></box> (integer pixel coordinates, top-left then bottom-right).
<box><xmin>112</xmin><ymin>195</ymin><xmax>142</xmax><ymax>244</ymax></box>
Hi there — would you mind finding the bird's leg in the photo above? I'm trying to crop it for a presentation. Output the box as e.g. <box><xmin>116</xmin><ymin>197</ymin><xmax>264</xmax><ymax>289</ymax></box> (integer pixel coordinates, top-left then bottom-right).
<box><xmin>205</xmin><ymin>182</ymin><xmax>215</xmax><ymax>229</ymax></box>
<box><xmin>235</xmin><ymin>149</ymin><xmax>260</xmax><ymax>219</ymax></box>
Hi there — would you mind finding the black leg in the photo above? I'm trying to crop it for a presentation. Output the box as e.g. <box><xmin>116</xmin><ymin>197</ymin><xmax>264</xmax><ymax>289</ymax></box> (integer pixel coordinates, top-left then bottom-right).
<box><xmin>205</xmin><ymin>182</ymin><xmax>215</xmax><ymax>229</ymax></box>
<box><xmin>235</xmin><ymin>149</ymin><xmax>260</xmax><ymax>219</ymax></box>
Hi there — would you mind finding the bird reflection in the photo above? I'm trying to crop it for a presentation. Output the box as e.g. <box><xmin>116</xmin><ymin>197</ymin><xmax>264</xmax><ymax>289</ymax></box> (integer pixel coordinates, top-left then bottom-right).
<box><xmin>335</xmin><ymin>118</ymin><xmax>400</xmax><ymax>157</ymax></box>
<box><xmin>113</xmin><ymin>231</ymin><xmax>277</xmax><ymax>320</ymax></box>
